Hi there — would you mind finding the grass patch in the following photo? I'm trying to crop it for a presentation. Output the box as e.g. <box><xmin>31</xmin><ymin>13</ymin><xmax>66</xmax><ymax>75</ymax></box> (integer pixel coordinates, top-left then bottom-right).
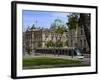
<box><xmin>23</xmin><ymin>57</ymin><xmax>81</xmax><ymax>68</ymax></box>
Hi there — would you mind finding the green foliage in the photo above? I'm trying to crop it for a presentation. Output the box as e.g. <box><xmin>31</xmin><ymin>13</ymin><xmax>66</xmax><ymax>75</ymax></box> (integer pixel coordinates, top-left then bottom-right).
<box><xmin>65</xmin><ymin>40</ymin><xmax>69</xmax><ymax>46</ymax></box>
<box><xmin>54</xmin><ymin>27</ymin><xmax>65</xmax><ymax>35</ymax></box>
<box><xmin>67</xmin><ymin>13</ymin><xmax>79</xmax><ymax>30</ymax></box>
<box><xmin>25</xmin><ymin>41</ymin><xmax>31</xmax><ymax>55</ymax></box>
<box><xmin>55</xmin><ymin>40</ymin><xmax>63</xmax><ymax>47</ymax></box>
<box><xmin>50</xmin><ymin>18</ymin><xmax>67</xmax><ymax>34</ymax></box>
<box><xmin>38</xmin><ymin>42</ymin><xmax>42</xmax><ymax>47</ymax></box>
<box><xmin>45</xmin><ymin>40</ymin><xmax>64</xmax><ymax>48</ymax></box>
<box><xmin>26</xmin><ymin>46</ymin><xmax>31</xmax><ymax>55</ymax></box>
<box><xmin>45</xmin><ymin>40</ymin><xmax>55</xmax><ymax>48</ymax></box>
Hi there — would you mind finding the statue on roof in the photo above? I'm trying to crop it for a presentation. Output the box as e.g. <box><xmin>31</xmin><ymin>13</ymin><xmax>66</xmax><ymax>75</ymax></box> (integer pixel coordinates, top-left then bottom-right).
<box><xmin>31</xmin><ymin>24</ymin><xmax>36</xmax><ymax>29</ymax></box>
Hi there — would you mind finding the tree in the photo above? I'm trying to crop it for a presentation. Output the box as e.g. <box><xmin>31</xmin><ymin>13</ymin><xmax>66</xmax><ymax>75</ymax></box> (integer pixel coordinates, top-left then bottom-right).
<box><xmin>55</xmin><ymin>40</ymin><xmax>63</xmax><ymax>47</ymax></box>
<box><xmin>79</xmin><ymin>13</ymin><xmax>91</xmax><ymax>48</ymax></box>
<box><xmin>45</xmin><ymin>40</ymin><xmax>55</xmax><ymax>48</ymax></box>
<box><xmin>65</xmin><ymin>40</ymin><xmax>69</xmax><ymax>47</ymax></box>
<box><xmin>51</xmin><ymin>18</ymin><xmax>66</xmax><ymax>42</ymax></box>
<box><xmin>67</xmin><ymin>13</ymin><xmax>80</xmax><ymax>47</ymax></box>
<box><xmin>54</xmin><ymin>27</ymin><xmax>65</xmax><ymax>41</ymax></box>
<box><xmin>38</xmin><ymin>42</ymin><xmax>42</xmax><ymax>48</ymax></box>
<box><xmin>25</xmin><ymin>41</ymin><xmax>31</xmax><ymax>55</ymax></box>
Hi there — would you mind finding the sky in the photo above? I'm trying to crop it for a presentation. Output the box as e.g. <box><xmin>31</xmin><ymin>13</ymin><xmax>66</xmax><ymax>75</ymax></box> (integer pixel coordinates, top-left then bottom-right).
<box><xmin>23</xmin><ymin>10</ymin><xmax>70</xmax><ymax>31</ymax></box>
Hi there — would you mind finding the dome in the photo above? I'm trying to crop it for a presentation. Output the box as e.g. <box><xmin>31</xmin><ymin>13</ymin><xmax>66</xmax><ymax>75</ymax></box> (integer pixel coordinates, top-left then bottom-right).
<box><xmin>51</xmin><ymin>18</ymin><xmax>65</xmax><ymax>29</ymax></box>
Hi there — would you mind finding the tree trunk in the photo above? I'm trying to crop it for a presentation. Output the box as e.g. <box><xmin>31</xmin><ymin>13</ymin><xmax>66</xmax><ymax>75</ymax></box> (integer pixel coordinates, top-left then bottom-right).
<box><xmin>75</xmin><ymin>24</ymin><xmax>78</xmax><ymax>47</ymax></box>
<box><xmin>80</xmin><ymin>13</ymin><xmax>91</xmax><ymax>49</ymax></box>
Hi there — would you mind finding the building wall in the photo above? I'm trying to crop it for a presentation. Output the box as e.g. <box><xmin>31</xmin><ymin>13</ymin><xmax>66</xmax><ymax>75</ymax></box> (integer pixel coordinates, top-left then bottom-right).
<box><xmin>42</xmin><ymin>30</ymin><xmax>68</xmax><ymax>48</ymax></box>
<box><xmin>67</xmin><ymin>26</ymin><xmax>89</xmax><ymax>52</ymax></box>
<box><xmin>23</xmin><ymin>26</ymin><xmax>90</xmax><ymax>52</ymax></box>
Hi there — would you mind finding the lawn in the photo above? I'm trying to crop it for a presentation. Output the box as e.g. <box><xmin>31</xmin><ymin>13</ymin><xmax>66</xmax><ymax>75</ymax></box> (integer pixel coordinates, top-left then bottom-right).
<box><xmin>23</xmin><ymin>57</ymin><xmax>83</xmax><ymax>69</ymax></box>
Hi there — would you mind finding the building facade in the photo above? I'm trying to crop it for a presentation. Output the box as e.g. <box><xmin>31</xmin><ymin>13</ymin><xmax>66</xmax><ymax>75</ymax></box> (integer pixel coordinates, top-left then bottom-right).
<box><xmin>23</xmin><ymin>23</ymin><xmax>90</xmax><ymax>54</ymax></box>
<box><xmin>67</xmin><ymin>26</ymin><xmax>89</xmax><ymax>52</ymax></box>
<box><xmin>23</xmin><ymin>27</ymin><xmax>68</xmax><ymax>50</ymax></box>
<box><xmin>42</xmin><ymin>29</ymin><xmax>68</xmax><ymax>48</ymax></box>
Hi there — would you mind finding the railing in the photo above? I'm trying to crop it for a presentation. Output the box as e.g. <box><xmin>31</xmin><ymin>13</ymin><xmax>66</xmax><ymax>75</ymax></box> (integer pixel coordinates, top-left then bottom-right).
<box><xmin>34</xmin><ymin>48</ymin><xmax>79</xmax><ymax>56</ymax></box>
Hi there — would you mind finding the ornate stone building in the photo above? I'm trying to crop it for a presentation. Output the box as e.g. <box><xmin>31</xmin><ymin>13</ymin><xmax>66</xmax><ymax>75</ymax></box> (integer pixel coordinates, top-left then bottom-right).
<box><xmin>23</xmin><ymin>27</ymin><xmax>90</xmax><ymax>53</ymax></box>
<box><xmin>67</xmin><ymin>26</ymin><xmax>89</xmax><ymax>52</ymax></box>
<box><xmin>67</xmin><ymin>14</ymin><xmax>90</xmax><ymax>52</ymax></box>
<box><xmin>23</xmin><ymin>17</ymin><xmax>90</xmax><ymax>54</ymax></box>
<box><xmin>42</xmin><ymin>29</ymin><xmax>68</xmax><ymax>48</ymax></box>
<box><xmin>23</xmin><ymin>25</ymin><xmax>42</xmax><ymax>52</ymax></box>
<box><xmin>23</xmin><ymin>27</ymin><xmax>68</xmax><ymax>51</ymax></box>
